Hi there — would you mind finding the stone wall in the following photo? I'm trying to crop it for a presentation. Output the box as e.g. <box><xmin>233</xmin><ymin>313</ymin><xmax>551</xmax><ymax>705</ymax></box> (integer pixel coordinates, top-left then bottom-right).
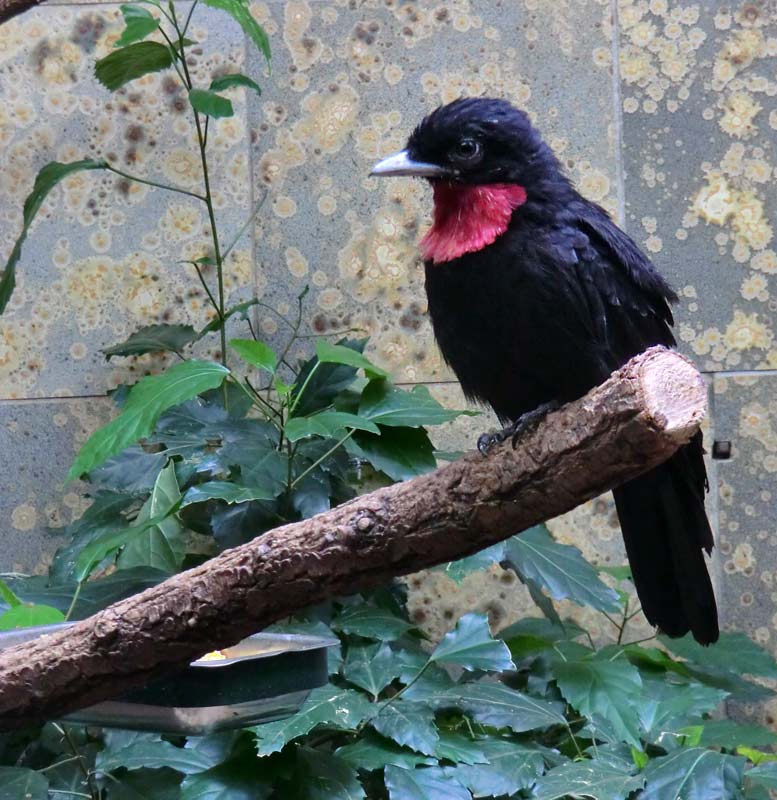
<box><xmin>0</xmin><ymin>0</ymin><xmax>775</xmax><ymax>683</ymax></box>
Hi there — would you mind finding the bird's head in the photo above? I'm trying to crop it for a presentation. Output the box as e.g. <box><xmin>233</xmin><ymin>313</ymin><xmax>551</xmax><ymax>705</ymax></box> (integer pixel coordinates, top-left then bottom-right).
<box><xmin>371</xmin><ymin>97</ymin><xmax>557</xmax><ymax>186</ymax></box>
<box><xmin>370</xmin><ymin>98</ymin><xmax>566</xmax><ymax>264</ymax></box>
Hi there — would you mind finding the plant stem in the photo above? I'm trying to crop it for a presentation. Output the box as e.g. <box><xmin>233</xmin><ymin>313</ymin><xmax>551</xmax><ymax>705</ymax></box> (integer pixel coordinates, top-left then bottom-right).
<box><xmin>181</xmin><ymin>0</ymin><xmax>199</xmax><ymax>36</ymax></box>
<box><xmin>190</xmin><ymin>260</ymin><xmax>221</xmax><ymax>319</ymax></box>
<box><xmin>64</xmin><ymin>580</ymin><xmax>83</xmax><ymax>621</ymax></box>
<box><xmin>222</xmin><ymin>188</ymin><xmax>268</xmax><ymax>261</ymax></box>
<box><xmin>103</xmin><ymin>165</ymin><xmax>205</xmax><ymax>202</ymax></box>
<box><xmin>289</xmin><ymin>429</ymin><xmax>354</xmax><ymax>490</ymax></box>
<box><xmin>227</xmin><ymin>377</ymin><xmax>281</xmax><ymax>430</ymax></box>
<box><xmin>287</xmin><ymin>361</ymin><xmax>319</xmax><ymax>417</ymax></box>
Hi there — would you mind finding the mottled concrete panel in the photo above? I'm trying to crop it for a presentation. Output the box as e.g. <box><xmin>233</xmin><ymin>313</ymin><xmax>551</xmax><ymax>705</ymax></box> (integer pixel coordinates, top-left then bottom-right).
<box><xmin>619</xmin><ymin>0</ymin><xmax>777</xmax><ymax>372</ymax></box>
<box><xmin>0</xmin><ymin>4</ymin><xmax>254</xmax><ymax>399</ymax></box>
<box><xmin>245</xmin><ymin>0</ymin><xmax>617</xmax><ymax>381</ymax></box>
<box><xmin>712</xmin><ymin>372</ymin><xmax>777</xmax><ymax>645</ymax></box>
<box><xmin>0</xmin><ymin>397</ymin><xmax>112</xmax><ymax>572</ymax></box>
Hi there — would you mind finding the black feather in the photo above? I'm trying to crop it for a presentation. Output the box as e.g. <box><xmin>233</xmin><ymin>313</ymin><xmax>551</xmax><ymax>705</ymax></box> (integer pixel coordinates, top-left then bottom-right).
<box><xmin>411</xmin><ymin>98</ymin><xmax>719</xmax><ymax>644</ymax></box>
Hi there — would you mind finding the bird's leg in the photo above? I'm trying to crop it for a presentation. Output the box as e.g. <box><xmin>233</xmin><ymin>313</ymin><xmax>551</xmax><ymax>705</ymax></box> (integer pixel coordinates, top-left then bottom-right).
<box><xmin>477</xmin><ymin>400</ymin><xmax>561</xmax><ymax>456</ymax></box>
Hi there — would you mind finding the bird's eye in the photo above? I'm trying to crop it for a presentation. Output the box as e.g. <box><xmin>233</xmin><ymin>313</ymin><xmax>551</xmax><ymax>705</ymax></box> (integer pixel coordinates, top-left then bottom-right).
<box><xmin>452</xmin><ymin>138</ymin><xmax>481</xmax><ymax>163</ymax></box>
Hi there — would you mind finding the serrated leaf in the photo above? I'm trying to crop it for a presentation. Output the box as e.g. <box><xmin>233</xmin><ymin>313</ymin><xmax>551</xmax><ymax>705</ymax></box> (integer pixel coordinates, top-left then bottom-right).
<box><xmin>371</xmin><ymin>701</ymin><xmax>439</xmax><ymax>756</ymax></box>
<box><xmin>333</xmin><ymin>605</ymin><xmax>414</xmax><ymax>641</ymax></box>
<box><xmin>430</xmin><ymin>613</ymin><xmax>515</xmax><ymax>672</ymax></box>
<box><xmin>96</xmin><ymin>736</ymin><xmax>213</xmax><ymax>775</ymax></box>
<box><xmin>117</xmin><ymin>461</ymin><xmax>184</xmax><ymax>572</ymax></box>
<box><xmin>115</xmin><ymin>4</ymin><xmax>159</xmax><ymax>47</ymax></box>
<box><xmin>359</xmin><ymin>381</ymin><xmax>470</xmax><ymax>428</ymax></box>
<box><xmin>553</xmin><ymin>655</ymin><xmax>643</xmax><ymax>748</ymax></box>
<box><xmin>201</xmin><ymin>0</ymin><xmax>270</xmax><ymax>64</ymax></box>
<box><xmin>440</xmin><ymin>739</ymin><xmax>544</xmax><ymax>797</ymax></box>
<box><xmin>69</xmin><ymin>360</ymin><xmax>229</xmax><ymax>479</ymax></box>
<box><xmin>698</xmin><ymin>719</ymin><xmax>777</xmax><ymax>750</ymax></box>
<box><xmin>413</xmin><ymin>682</ymin><xmax>566</xmax><ymax>733</ymax></box>
<box><xmin>291</xmin><ymin>339</ymin><xmax>366</xmax><ymax>417</ymax></box>
<box><xmin>251</xmin><ymin>686</ymin><xmax>373</xmax><ymax>756</ymax></box>
<box><xmin>641</xmin><ymin>748</ymin><xmax>746</xmax><ymax>800</ymax></box>
<box><xmin>95</xmin><ymin>41</ymin><xmax>174</xmax><ymax>90</ymax></box>
<box><xmin>384</xmin><ymin>766</ymin><xmax>471</xmax><ymax>800</ymax></box>
<box><xmin>434</xmin><ymin>544</ymin><xmax>506</xmax><ymax>583</ymax></box>
<box><xmin>347</xmin><ymin>426</ymin><xmax>437</xmax><ymax>481</ymax></box>
<box><xmin>343</xmin><ymin>642</ymin><xmax>400</xmax><ymax>698</ymax></box>
<box><xmin>90</xmin><ymin>446</ymin><xmax>169</xmax><ymax>494</ymax></box>
<box><xmin>433</xmin><ymin>733</ymin><xmax>488</xmax><ymax>766</ymax></box>
<box><xmin>189</xmin><ymin>88</ymin><xmax>234</xmax><ymax>118</ymax></box>
<box><xmin>0</xmin><ymin>768</ymin><xmax>49</xmax><ymax>800</ymax></box>
<box><xmin>228</xmin><ymin>338</ymin><xmax>277</xmax><ymax>373</ymax></box>
<box><xmin>181</xmin><ymin>763</ymin><xmax>270</xmax><ymax>800</ymax></box>
<box><xmin>0</xmin><ymin>159</ymin><xmax>106</xmax><ymax>314</ymax></box>
<box><xmin>181</xmin><ymin>481</ymin><xmax>277</xmax><ymax>507</ymax></box>
<box><xmin>210</xmin><ymin>72</ymin><xmax>262</xmax><ymax>94</ymax></box>
<box><xmin>104</xmin><ymin>324</ymin><xmax>199</xmax><ymax>359</ymax></box>
<box><xmin>337</xmin><ymin>732</ymin><xmax>436</xmax><ymax>771</ymax></box>
<box><xmin>285</xmin><ymin>411</ymin><xmax>379</xmax><ymax>443</ymax></box>
<box><xmin>0</xmin><ymin>603</ymin><xmax>65</xmax><ymax>630</ymax></box>
<box><xmin>747</xmin><ymin>762</ymin><xmax>777</xmax><ymax>789</ymax></box>
<box><xmin>316</xmin><ymin>340</ymin><xmax>387</xmax><ymax>379</ymax></box>
<box><xmin>199</xmin><ymin>298</ymin><xmax>262</xmax><ymax>337</ymax></box>
<box><xmin>660</xmin><ymin>632</ymin><xmax>777</xmax><ymax>680</ymax></box>
<box><xmin>638</xmin><ymin>677</ymin><xmax>727</xmax><ymax>738</ymax></box>
<box><xmin>504</xmin><ymin>525</ymin><xmax>620</xmax><ymax>612</ymax></box>
<box><xmin>533</xmin><ymin>759</ymin><xmax>644</xmax><ymax>800</ymax></box>
<box><xmin>500</xmin><ymin>617</ymin><xmax>585</xmax><ymax>661</ymax></box>
<box><xmin>289</xmin><ymin>748</ymin><xmax>365</xmax><ymax>800</ymax></box>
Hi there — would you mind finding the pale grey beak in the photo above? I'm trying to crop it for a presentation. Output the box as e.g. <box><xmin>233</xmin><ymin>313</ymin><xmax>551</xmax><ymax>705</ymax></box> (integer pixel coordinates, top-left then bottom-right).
<box><xmin>370</xmin><ymin>150</ymin><xmax>450</xmax><ymax>178</ymax></box>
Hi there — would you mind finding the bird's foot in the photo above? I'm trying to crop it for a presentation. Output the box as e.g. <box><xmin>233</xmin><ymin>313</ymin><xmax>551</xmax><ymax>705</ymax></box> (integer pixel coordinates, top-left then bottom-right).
<box><xmin>476</xmin><ymin>400</ymin><xmax>561</xmax><ymax>456</ymax></box>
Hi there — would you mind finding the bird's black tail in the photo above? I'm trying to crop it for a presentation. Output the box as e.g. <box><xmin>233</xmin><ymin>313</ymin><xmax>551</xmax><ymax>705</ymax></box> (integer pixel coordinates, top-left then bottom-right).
<box><xmin>612</xmin><ymin>432</ymin><xmax>719</xmax><ymax>645</ymax></box>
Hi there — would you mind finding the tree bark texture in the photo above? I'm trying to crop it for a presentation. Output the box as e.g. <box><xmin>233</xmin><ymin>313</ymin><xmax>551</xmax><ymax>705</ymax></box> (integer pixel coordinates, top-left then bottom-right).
<box><xmin>0</xmin><ymin>347</ymin><xmax>708</xmax><ymax>729</ymax></box>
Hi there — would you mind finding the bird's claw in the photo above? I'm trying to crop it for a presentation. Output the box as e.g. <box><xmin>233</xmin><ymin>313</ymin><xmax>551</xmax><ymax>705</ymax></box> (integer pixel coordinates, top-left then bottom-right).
<box><xmin>477</xmin><ymin>401</ymin><xmax>561</xmax><ymax>456</ymax></box>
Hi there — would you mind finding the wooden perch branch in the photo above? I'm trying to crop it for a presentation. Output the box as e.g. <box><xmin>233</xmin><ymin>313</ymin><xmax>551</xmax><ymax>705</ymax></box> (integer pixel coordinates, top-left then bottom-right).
<box><xmin>0</xmin><ymin>347</ymin><xmax>707</xmax><ymax>730</ymax></box>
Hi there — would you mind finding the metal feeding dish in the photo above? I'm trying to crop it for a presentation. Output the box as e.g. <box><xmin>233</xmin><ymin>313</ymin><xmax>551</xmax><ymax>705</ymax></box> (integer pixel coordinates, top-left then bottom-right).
<box><xmin>0</xmin><ymin>623</ymin><xmax>338</xmax><ymax>736</ymax></box>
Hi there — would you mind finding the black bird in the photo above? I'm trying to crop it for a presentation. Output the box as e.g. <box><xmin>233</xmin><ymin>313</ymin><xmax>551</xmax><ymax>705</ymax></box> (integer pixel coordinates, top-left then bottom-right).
<box><xmin>371</xmin><ymin>98</ymin><xmax>718</xmax><ymax>644</ymax></box>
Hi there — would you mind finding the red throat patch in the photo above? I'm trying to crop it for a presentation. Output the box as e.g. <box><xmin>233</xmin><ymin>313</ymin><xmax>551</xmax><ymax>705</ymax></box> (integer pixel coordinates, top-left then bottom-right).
<box><xmin>420</xmin><ymin>182</ymin><xmax>528</xmax><ymax>265</ymax></box>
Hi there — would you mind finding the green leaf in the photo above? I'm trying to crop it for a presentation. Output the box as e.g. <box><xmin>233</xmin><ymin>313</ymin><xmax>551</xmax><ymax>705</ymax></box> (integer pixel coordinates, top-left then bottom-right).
<box><xmin>504</xmin><ymin>524</ymin><xmax>620</xmax><ymax>613</ymax></box>
<box><xmin>201</xmin><ymin>0</ymin><xmax>271</xmax><ymax>64</ymax></box>
<box><xmin>290</xmin><ymin>748</ymin><xmax>364</xmax><ymax>800</ymax></box>
<box><xmin>343</xmin><ymin>642</ymin><xmax>400</xmax><ymax>698</ymax></box>
<box><xmin>359</xmin><ymin>381</ymin><xmax>470</xmax><ymax>428</ymax></box>
<box><xmin>115</xmin><ymin>4</ymin><xmax>159</xmax><ymax>47</ymax></box>
<box><xmin>500</xmin><ymin>617</ymin><xmax>585</xmax><ymax>661</ymax></box>
<box><xmin>747</xmin><ymin>762</ymin><xmax>777</xmax><ymax>789</ymax></box>
<box><xmin>291</xmin><ymin>339</ymin><xmax>366</xmax><ymax>417</ymax></box>
<box><xmin>117</xmin><ymin>461</ymin><xmax>184</xmax><ymax>572</ymax></box>
<box><xmin>434</xmin><ymin>544</ymin><xmax>506</xmax><ymax>583</ymax></box>
<box><xmin>429</xmin><ymin>612</ymin><xmax>515</xmax><ymax>672</ymax></box>
<box><xmin>337</xmin><ymin>732</ymin><xmax>436</xmax><ymax>771</ymax></box>
<box><xmin>638</xmin><ymin>677</ymin><xmax>727</xmax><ymax>738</ymax></box>
<box><xmin>0</xmin><ymin>579</ymin><xmax>21</xmax><ymax>607</ymax></box>
<box><xmin>285</xmin><ymin>411</ymin><xmax>379</xmax><ymax>443</ymax></box>
<box><xmin>210</xmin><ymin>73</ymin><xmax>262</xmax><ymax>94</ymax></box>
<box><xmin>641</xmin><ymin>748</ymin><xmax>746</xmax><ymax>800</ymax></box>
<box><xmin>333</xmin><ymin>604</ymin><xmax>414</xmax><ymax>641</ymax></box>
<box><xmin>181</xmin><ymin>481</ymin><xmax>277</xmax><ymax>507</ymax></box>
<box><xmin>371</xmin><ymin>701</ymin><xmax>439</xmax><ymax>756</ymax></box>
<box><xmin>0</xmin><ymin>603</ymin><xmax>65</xmax><ymax>629</ymax></box>
<box><xmin>0</xmin><ymin>768</ymin><xmax>49</xmax><ymax>800</ymax></box>
<box><xmin>100</xmin><ymin>767</ymin><xmax>183</xmax><ymax>800</ymax></box>
<box><xmin>198</xmin><ymin>298</ymin><xmax>262</xmax><ymax>338</ymax></box>
<box><xmin>68</xmin><ymin>360</ymin><xmax>229</xmax><ymax>479</ymax></box>
<box><xmin>228</xmin><ymin>338</ymin><xmax>277</xmax><ymax>373</ymax></box>
<box><xmin>660</xmin><ymin>632</ymin><xmax>777</xmax><ymax>680</ymax></box>
<box><xmin>433</xmin><ymin>732</ymin><xmax>488</xmax><ymax>765</ymax></box>
<box><xmin>104</xmin><ymin>324</ymin><xmax>199</xmax><ymax>359</ymax></box>
<box><xmin>553</xmin><ymin>655</ymin><xmax>643</xmax><ymax>748</ymax></box>
<box><xmin>0</xmin><ymin>159</ymin><xmax>106</xmax><ymax>314</ymax></box>
<box><xmin>181</xmin><ymin>763</ymin><xmax>270</xmax><ymax>799</ymax></box>
<box><xmin>95</xmin><ymin>41</ymin><xmax>174</xmax><ymax>90</ymax></box>
<box><xmin>189</xmin><ymin>88</ymin><xmax>234</xmax><ymax>118</ymax></box>
<box><xmin>347</xmin><ymin>426</ymin><xmax>437</xmax><ymax>481</ymax></box>
<box><xmin>251</xmin><ymin>685</ymin><xmax>373</xmax><ymax>756</ymax></box>
<box><xmin>698</xmin><ymin>719</ymin><xmax>777</xmax><ymax>750</ymax></box>
<box><xmin>316</xmin><ymin>340</ymin><xmax>388</xmax><ymax>379</ymax></box>
<box><xmin>440</xmin><ymin>739</ymin><xmax>545</xmax><ymax>797</ymax></box>
<box><xmin>413</xmin><ymin>682</ymin><xmax>566</xmax><ymax>733</ymax></box>
<box><xmin>96</xmin><ymin>734</ymin><xmax>215</xmax><ymax>775</ymax></box>
<box><xmin>385</xmin><ymin>766</ymin><xmax>471</xmax><ymax>800</ymax></box>
<box><xmin>533</xmin><ymin>759</ymin><xmax>644</xmax><ymax>800</ymax></box>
